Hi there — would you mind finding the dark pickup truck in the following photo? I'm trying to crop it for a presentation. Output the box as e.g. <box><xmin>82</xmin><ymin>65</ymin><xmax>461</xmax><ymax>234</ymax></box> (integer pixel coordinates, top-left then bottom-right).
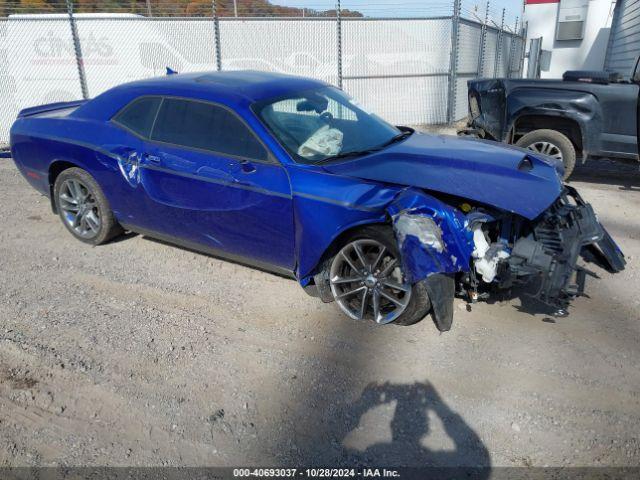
<box><xmin>461</xmin><ymin>58</ymin><xmax>640</xmax><ymax>178</ymax></box>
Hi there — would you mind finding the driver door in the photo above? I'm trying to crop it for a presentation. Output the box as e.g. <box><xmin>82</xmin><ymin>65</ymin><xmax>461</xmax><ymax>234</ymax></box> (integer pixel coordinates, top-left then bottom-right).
<box><xmin>136</xmin><ymin>97</ymin><xmax>295</xmax><ymax>272</ymax></box>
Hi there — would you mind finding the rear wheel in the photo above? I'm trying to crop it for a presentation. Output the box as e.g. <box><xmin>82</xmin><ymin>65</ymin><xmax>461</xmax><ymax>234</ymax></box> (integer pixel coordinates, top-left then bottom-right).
<box><xmin>515</xmin><ymin>129</ymin><xmax>576</xmax><ymax>179</ymax></box>
<box><xmin>54</xmin><ymin>167</ymin><xmax>123</xmax><ymax>245</ymax></box>
<box><xmin>327</xmin><ymin>226</ymin><xmax>430</xmax><ymax>326</ymax></box>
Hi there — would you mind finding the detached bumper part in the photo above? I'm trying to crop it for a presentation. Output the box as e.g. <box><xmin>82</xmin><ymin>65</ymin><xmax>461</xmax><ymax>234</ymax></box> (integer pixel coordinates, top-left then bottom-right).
<box><xmin>507</xmin><ymin>187</ymin><xmax>625</xmax><ymax>310</ymax></box>
<box><xmin>591</xmin><ymin>228</ymin><xmax>626</xmax><ymax>273</ymax></box>
<box><xmin>422</xmin><ymin>274</ymin><xmax>455</xmax><ymax>332</ymax></box>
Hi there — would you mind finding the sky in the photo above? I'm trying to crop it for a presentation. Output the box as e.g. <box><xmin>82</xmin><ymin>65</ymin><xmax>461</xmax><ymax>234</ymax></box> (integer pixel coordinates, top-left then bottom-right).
<box><xmin>270</xmin><ymin>0</ymin><xmax>524</xmax><ymax>26</ymax></box>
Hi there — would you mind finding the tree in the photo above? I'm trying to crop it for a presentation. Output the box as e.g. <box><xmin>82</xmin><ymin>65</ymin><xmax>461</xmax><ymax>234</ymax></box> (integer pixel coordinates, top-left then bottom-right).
<box><xmin>3</xmin><ymin>0</ymin><xmax>363</xmax><ymax>17</ymax></box>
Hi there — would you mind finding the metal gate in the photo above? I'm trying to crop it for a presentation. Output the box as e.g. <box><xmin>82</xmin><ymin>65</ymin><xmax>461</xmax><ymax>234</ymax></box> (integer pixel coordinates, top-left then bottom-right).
<box><xmin>605</xmin><ymin>0</ymin><xmax>640</xmax><ymax>77</ymax></box>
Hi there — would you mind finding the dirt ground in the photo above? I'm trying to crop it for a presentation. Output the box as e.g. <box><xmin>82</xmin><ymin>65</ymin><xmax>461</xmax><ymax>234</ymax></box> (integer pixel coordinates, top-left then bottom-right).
<box><xmin>0</xmin><ymin>148</ymin><xmax>639</xmax><ymax>468</ymax></box>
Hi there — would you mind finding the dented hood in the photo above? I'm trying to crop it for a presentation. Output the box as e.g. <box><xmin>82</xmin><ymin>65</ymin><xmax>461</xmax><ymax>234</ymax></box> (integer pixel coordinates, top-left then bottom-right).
<box><xmin>323</xmin><ymin>133</ymin><xmax>563</xmax><ymax>220</ymax></box>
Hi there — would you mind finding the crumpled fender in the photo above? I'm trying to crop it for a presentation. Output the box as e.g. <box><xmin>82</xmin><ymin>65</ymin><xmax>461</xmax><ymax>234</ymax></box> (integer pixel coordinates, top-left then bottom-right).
<box><xmin>386</xmin><ymin>189</ymin><xmax>474</xmax><ymax>285</ymax></box>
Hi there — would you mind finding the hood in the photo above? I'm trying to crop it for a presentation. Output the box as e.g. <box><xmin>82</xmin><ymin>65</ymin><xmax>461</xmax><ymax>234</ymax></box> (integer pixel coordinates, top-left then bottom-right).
<box><xmin>323</xmin><ymin>132</ymin><xmax>563</xmax><ymax>220</ymax></box>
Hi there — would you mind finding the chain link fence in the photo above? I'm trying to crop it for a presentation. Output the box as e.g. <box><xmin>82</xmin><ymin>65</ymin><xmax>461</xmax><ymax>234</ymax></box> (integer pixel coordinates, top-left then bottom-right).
<box><xmin>0</xmin><ymin>0</ymin><xmax>525</xmax><ymax>145</ymax></box>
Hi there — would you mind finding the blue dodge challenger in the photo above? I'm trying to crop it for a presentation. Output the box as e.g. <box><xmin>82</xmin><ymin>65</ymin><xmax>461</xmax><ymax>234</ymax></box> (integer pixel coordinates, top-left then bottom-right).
<box><xmin>10</xmin><ymin>71</ymin><xmax>625</xmax><ymax>330</ymax></box>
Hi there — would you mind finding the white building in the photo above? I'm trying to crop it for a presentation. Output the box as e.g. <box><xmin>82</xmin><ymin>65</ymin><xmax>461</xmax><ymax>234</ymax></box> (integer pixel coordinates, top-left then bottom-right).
<box><xmin>524</xmin><ymin>0</ymin><xmax>617</xmax><ymax>78</ymax></box>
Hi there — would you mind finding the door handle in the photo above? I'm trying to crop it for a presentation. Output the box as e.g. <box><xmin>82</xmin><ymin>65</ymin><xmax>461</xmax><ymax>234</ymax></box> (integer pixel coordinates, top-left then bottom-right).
<box><xmin>240</xmin><ymin>160</ymin><xmax>256</xmax><ymax>174</ymax></box>
<box><xmin>143</xmin><ymin>153</ymin><xmax>161</xmax><ymax>164</ymax></box>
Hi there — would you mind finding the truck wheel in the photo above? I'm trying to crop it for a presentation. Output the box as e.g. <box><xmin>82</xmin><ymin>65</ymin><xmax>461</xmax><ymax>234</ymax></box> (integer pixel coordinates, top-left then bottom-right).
<box><xmin>515</xmin><ymin>129</ymin><xmax>576</xmax><ymax>180</ymax></box>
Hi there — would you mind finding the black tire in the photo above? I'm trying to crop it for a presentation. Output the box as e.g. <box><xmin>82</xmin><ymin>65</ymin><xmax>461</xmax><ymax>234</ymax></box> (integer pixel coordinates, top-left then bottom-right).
<box><xmin>53</xmin><ymin>167</ymin><xmax>123</xmax><ymax>245</ymax></box>
<box><xmin>515</xmin><ymin>129</ymin><xmax>576</xmax><ymax>180</ymax></box>
<box><xmin>324</xmin><ymin>225</ymin><xmax>431</xmax><ymax>326</ymax></box>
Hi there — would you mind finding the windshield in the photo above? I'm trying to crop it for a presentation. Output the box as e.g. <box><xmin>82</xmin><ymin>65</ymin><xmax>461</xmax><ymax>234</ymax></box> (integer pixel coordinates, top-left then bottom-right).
<box><xmin>253</xmin><ymin>86</ymin><xmax>403</xmax><ymax>164</ymax></box>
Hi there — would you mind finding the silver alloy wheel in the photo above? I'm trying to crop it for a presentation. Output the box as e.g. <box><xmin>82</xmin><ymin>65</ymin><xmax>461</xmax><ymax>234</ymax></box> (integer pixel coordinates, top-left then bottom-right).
<box><xmin>329</xmin><ymin>239</ymin><xmax>411</xmax><ymax>324</ymax></box>
<box><xmin>525</xmin><ymin>141</ymin><xmax>563</xmax><ymax>161</ymax></box>
<box><xmin>58</xmin><ymin>179</ymin><xmax>101</xmax><ymax>239</ymax></box>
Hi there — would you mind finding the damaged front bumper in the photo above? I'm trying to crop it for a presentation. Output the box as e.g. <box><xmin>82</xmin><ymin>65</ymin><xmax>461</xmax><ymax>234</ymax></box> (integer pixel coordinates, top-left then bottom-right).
<box><xmin>388</xmin><ymin>186</ymin><xmax>625</xmax><ymax>330</ymax></box>
<box><xmin>499</xmin><ymin>186</ymin><xmax>625</xmax><ymax>311</ymax></box>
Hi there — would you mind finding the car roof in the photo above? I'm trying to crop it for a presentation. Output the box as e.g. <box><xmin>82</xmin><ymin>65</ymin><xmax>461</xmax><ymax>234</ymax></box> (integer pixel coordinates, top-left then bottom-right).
<box><xmin>114</xmin><ymin>70</ymin><xmax>329</xmax><ymax>103</ymax></box>
<box><xmin>75</xmin><ymin>70</ymin><xmax>331</xmax><ymax>120</ymax></box>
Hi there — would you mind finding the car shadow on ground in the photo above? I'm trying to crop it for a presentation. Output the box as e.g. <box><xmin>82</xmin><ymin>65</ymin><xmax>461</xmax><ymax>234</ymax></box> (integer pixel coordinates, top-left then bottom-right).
<box><xmin>333</xmin><ymin>381</ymin><xmax>492</xmax><ymax>474</ymax></box>
<box><xmin>570</xmin><ymin>157</ymin><xmax>640</xmax><ymax>189</ymax></box>
<box><xmin>108</xmin><ymin>230</ymin><xmax>139</xmax><ymax>244</ymax></box>
<box><xmin>138</xmin><ymin>235</ymin><xmax>296</xmax><ymax>279</ymax></box>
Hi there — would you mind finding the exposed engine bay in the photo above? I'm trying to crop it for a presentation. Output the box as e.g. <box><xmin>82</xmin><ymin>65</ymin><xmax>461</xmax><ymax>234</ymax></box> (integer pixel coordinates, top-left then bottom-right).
<box><xmin>462</xmin><ymin>186</ymin><xmax>626</xmax><ymax>314</ymax></box>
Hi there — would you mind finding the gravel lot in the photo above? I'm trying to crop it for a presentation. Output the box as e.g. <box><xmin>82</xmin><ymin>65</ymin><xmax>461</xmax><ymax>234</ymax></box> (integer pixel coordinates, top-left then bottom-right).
<box><xmin>0</xmin><ymin>149</ymin><xmax>639</xmax><ymax>468</ymax></box>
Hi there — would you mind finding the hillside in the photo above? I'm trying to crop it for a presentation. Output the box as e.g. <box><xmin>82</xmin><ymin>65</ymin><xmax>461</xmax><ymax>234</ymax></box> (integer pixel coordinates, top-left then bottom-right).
<box><xmin>2</xmin><ymin>0</ymin><xmax>363</xmax><ymax>17</ymax></box>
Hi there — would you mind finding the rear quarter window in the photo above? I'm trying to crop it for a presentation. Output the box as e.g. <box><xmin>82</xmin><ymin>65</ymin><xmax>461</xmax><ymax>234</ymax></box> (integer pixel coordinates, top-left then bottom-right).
<box><xmin>113</xmin><ymin>96</ymin><xmax>162</xmax><ymax>138</ymax></box>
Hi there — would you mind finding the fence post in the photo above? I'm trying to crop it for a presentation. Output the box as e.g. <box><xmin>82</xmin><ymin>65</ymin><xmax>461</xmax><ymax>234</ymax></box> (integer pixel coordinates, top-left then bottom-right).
<box><xmin>212</xmin><ymin>0</ymin><xmax>222</xmax><ymax>71</ymax></box>
<box><xmin>66</xmin><ymin>0</ymin><xmax>88</xmax><ymax>100</ymax></box>
<box><xmin>336</xmin><ymin>0</ymin><xmax>343</xmax><ymax>89</ymax></box>
<box><xmin>493</xmin><ymin>7</ymin><xmax>505</xmax><ymax>78</ymax></box>
<box><xmin>447</xmin><ymin>0</ymin><xmax>461</xmax><ymax>124</ymax></box>
<box><xmin>507</xmin><ymin>17</ymin><xmax>518</xmax><ymax>78</ymax></box>
<box><xmin>477</xmin><ymin>0</ymin><xmax>489</xmax><ymax>77</ymax></box>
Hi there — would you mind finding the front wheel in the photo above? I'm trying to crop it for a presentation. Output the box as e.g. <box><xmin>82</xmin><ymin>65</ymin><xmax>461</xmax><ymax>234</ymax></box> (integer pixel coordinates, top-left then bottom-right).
<box><xmin>515</xmin><ymin>129</ymin><xmax>576</xmax><ymax>180</ymax></box>
<box><xmin>326</xmin><ymin>226</ymin><xmax>431</xmax><ymax>326</ymax></box>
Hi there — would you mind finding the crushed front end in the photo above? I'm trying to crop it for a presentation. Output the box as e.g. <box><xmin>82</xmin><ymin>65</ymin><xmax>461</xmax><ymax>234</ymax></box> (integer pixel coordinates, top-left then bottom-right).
<box><xmin>466</xmin><ymin>186</ymin><xmax>625</xmax><ymax>314</ymax></box>
<box><xmin>388</xmin><ymin>185</ymin><xmax>625</xmax><ymax>330</ymax></box>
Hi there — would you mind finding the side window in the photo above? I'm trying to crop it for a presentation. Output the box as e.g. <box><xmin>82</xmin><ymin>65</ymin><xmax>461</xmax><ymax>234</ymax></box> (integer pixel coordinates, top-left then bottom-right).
<box><xmin>113</xmin><ymin>97</ymin><xmax>162</xmax><ymax>138</ymax></box>
<box><xmin>150</xmin><ymin>98</ymin><xmax>268</xmax><ymax>161</ymax></box>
